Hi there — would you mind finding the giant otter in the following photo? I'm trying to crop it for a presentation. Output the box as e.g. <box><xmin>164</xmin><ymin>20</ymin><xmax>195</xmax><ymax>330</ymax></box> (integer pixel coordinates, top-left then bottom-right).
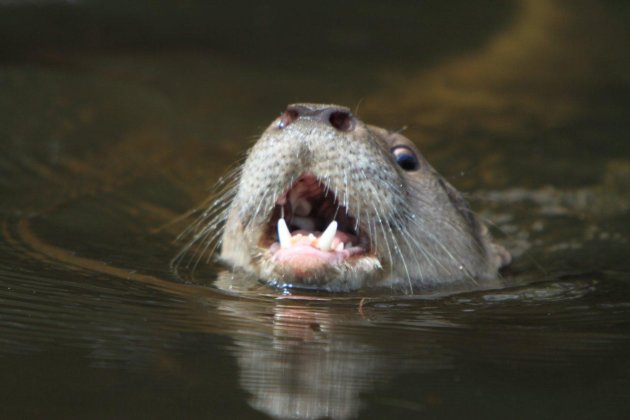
<box><xmin>181</xmin><ymin>103</ymin><xmax>510</xmax><ymax>292</ymax></box>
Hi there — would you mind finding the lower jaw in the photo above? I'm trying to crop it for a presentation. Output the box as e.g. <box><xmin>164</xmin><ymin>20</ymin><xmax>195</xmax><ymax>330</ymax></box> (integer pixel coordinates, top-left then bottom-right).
<box><xmin>258</xmin><ymin>255</ymin><xmax>383</xmax><ymax>292</ymax></box>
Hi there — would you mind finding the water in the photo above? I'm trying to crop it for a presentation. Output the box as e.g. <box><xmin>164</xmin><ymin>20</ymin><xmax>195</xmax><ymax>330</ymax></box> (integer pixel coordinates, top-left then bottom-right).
<box><xmin>1</xmin><ymin>1</ymin><xmax>629</xmax><ymax>418</ymax></box>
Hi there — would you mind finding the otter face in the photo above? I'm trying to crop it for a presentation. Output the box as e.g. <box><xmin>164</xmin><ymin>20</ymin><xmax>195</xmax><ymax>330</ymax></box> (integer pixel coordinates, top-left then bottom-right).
<box><xmin>181</xmin><ymin>103</ymin><xmax>510</xmax><ymax>293</ymax></box>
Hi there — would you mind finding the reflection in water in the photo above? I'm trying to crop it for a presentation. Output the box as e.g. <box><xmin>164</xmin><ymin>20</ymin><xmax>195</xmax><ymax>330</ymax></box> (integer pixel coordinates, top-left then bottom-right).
<box><xmin>0</xmin><ymin>0</ymin><xmax>629</xmax><ymax>418</ymax></box>
<box><xmin>212</xmin><ymin>274</ymin><xmax>629</xmax><ymax>419</ymax></box>
<box><xmin>224</xmin><ymin>301</ymin><xmax>393</xmax><ymax>419</ymax></box>
<box><xmin>1</xmin><ymin>205</ymin><xmax>630</xmax><ymax>418</ymax></box>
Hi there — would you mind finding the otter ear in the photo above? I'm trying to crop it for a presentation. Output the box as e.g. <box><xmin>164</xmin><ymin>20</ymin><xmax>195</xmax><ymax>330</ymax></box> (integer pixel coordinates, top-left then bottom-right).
<box><xmin>438</xmin><ymin>176</ymin><xmax>511</xmax><ymax>270</ymax></box>
<box><xmin>477</xmin><ymin>221</ymin><xmax>512</xmax><ymax>269</ymax></box>
<box><xmin>492</xmin><ymin>243</ymin><xmax>512</xmax><ymax>269</ymax></box>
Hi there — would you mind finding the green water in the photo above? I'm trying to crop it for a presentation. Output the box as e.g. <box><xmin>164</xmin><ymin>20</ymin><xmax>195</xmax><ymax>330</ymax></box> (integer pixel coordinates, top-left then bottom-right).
<box><xmin>1</xmin><ymin>1</ymin><xmax>629</xmax><ymax>419</ymax></box>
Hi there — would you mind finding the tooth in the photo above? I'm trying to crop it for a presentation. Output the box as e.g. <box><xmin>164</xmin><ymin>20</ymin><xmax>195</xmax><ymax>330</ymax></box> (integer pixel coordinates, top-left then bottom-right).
<box><xmin>317</xmin><ymin>221</ymin><xmax>337</xmax><ymax>252</ymax></box>
<box><xmin>277</xmin><ymin>218</ymin><xmax>292</xmax><ymax>248</ymax></box>
<box><xmin>335</xmin><ymin>242</ymin><xmax>344</xmax><ymax>252</ymax></box>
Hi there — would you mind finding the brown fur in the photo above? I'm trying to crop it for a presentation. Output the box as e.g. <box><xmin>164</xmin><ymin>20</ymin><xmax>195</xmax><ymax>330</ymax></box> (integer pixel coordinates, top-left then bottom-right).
<box><xmin>194</xmin><ymin>104</ymin><xmax>510</xmax><ymax>292</ymax></box>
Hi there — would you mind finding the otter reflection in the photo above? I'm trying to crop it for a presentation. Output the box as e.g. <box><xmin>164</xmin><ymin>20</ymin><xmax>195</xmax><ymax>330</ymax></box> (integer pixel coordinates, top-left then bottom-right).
<box><xmin>214</xmin><ymin>279</ymin><xmax>453</xmax><ymax>419</ymax></box>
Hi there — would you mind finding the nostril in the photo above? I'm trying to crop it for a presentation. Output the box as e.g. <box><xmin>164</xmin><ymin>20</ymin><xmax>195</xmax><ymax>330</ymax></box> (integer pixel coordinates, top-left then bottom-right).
<box><xmin>279</xmin><ymin>105</ymin><xmax>355</xmax><ymax>131</ymax></box>
<box><xmin>329</xmin><ymin>111</ymin><xmax>354</xmax><ymax>132</ymax></box>
<box><xmin>278</xmin><ymin>108</ymin><xmax>300</xmax><ymax>129</ymax></box>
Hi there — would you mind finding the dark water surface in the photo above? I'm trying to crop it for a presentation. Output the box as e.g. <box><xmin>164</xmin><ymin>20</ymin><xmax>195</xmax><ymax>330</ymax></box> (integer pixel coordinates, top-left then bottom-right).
<box><xmin>1</xmin><ymin>1</ymin><xmax>629</xmax><ymax>419</ymax></box>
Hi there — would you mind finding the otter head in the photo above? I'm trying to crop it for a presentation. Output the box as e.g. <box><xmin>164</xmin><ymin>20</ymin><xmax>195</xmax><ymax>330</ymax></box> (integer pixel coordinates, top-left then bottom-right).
<box><xmin>191</xmin><ymin>103</ymin><xmax>510</xmax><ymax>292</ymax></box>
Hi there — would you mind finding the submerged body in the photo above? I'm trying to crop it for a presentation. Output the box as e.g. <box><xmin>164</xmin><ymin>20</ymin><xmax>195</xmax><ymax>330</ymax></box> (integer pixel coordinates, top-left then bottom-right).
<box><xmin>189</xmin><ymin>104</ymin><xmax>510</xmax><ymax>292</ymax></box>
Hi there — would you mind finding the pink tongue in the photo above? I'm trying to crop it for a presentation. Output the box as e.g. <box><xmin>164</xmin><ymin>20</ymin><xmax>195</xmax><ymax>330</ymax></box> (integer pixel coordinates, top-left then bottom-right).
<box><xmin>271</xmin><ymin>230</ymin><xmax>358</xmax><ymax>274</ymax></box>
<box><xmin>273</xmin><ymin>244</ymin><xmax>347</xmax><ymax>275</ymax></box>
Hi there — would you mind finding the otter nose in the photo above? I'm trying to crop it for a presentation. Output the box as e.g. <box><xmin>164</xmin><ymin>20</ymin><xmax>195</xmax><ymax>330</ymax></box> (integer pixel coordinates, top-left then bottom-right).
<box><xmin>278</xmin><ymin>104</ymin><xmax>356</xmax><ymax>132</ymax></box>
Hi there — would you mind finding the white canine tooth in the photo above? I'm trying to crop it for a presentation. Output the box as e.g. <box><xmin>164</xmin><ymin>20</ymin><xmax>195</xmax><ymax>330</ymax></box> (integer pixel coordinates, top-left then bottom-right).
<box><xmin>317</xmin><ymin>221</ymin><xmax>338</xmax><ymax>252</ymax></box>
<box><xmin>335</xmin><ymin>242</ymin><xmax>344</xmax><ymax>252</ymax></box>
<box><xmin>277</xmin><ymin>218</ymin><xmax>292</xmax><ymax>249</ymax></box>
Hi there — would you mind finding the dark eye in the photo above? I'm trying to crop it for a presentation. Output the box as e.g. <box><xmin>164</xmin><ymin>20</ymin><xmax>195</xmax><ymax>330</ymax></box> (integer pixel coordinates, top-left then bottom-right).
<box><xmin>392</xmin><ymin>146</ymin><xmax>420</xmax><ymax>171</ymax></box>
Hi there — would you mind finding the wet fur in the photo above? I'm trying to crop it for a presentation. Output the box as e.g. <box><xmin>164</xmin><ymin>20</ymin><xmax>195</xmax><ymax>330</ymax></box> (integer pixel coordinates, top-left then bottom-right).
<box><xmin>175</xmin><ymin>104</ymin><xmax>510</xmax><ymax>293</ymax></box>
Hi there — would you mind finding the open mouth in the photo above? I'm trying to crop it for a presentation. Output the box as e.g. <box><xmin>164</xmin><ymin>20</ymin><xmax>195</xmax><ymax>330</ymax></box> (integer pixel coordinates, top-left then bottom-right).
<box><xmin>262</xmin><ymin>173</ymin><xmax>370</xmax><ymax>274</ymax></box>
